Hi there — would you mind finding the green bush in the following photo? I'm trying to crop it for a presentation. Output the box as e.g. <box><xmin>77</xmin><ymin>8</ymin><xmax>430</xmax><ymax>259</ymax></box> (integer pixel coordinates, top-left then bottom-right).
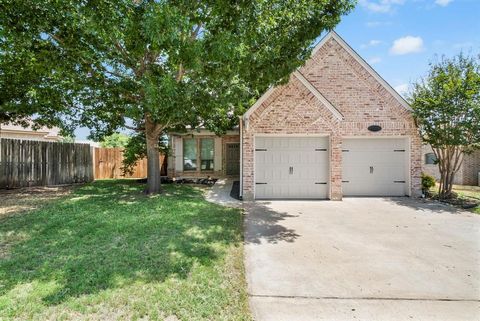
<box><xmin>421</xmin><ymin>173</ymin><xmax>436</xmax><ymax>195</ymax></box>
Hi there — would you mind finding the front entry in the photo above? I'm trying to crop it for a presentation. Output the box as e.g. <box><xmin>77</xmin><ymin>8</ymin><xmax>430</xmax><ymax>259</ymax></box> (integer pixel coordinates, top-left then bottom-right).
<box><xmin>254</xmin><ymin>136</ymin><xmax>329</xmax><ymax>199</ymax></box>
<box><xmin>342</xmin><ymin>138</ymin><xmax>408</xmax><ymax>196</ymax></box>
<box><xmin>226</xmin><ymin>143</ymin><xmax>240</xmax><ymax>176</ymax></box>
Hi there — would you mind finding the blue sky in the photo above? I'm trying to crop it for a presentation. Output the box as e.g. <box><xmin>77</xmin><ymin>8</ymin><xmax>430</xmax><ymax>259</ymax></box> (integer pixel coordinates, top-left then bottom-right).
<box><xmin>335</xmin><ymin>0</ymin><xmax>480</xmax><ymax>95</ymax></box>
<box><xmin>74</xmin><ymin>0</ymin><xmax>479</xmax><ymax>140</ymax></box>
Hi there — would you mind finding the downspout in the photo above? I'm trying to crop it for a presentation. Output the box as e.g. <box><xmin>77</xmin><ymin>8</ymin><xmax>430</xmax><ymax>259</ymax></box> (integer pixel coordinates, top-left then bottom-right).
<box><xmin>238</xmin><ymin>116</ymin><xmax>243</xmax><ymax>199</ymax></box>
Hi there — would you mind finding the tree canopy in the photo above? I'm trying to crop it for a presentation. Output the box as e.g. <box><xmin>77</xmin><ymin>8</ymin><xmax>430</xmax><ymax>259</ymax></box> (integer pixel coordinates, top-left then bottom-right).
<box><xmin>410</xmin><ymin>53</ymin><xmax>480</xmax><ymax>198</ymax></box>
<box><xmin>0</xmin><ymin>0</ymin><xmax>355</xmax><ymax>193</ymax></box>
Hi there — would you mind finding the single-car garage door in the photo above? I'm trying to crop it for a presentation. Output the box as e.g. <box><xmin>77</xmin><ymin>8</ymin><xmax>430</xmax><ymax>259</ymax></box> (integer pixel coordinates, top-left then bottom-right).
<box><xmin>255</xmin><ymin>136</ymin><xmax>329</xmax><ymax>199</ymax></box>
<box><xmin>342</xmin><ymin>138</ymin><xmax>408</xmax><ymax>196</ymax></box>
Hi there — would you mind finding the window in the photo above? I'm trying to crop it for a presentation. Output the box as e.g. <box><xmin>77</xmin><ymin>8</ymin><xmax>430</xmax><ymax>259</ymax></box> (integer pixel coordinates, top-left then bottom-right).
<box><xmin>182</xmin><ymin>137</ymin><xmax>215</xmax><ymax>171</ymax></box>
<box><xmin>183</xmin><ymin>138</ymin><xmax>197</xmax><ymax>171</ymax></box>
<box><xmin>425</xmin><ymin>153</ymin><xmax>437</xmax><ymax>165</ymax></box>
<box><xmin>200</xmin><ymin>138</ymin><xmax>214</xmax><ymax>171</ymax></box>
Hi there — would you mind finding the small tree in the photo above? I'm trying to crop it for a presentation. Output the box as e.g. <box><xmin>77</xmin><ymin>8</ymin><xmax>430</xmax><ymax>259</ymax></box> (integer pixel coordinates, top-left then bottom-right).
<box><xmin>410</xmin><ymin>53</ymin><xmax>480</xmax><ymax>199</ymax></box>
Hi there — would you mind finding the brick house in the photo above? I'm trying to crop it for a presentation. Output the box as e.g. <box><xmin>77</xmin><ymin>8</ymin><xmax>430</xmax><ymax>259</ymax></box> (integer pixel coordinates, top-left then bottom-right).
<box><xmin>168</xmin><ymin>31</ymin><xmax>422</xmax><ymax>200</ymax></box>
<box><xmin>422</xmin><ymin>145</ymin><xmax>480</xmax><ymax>186</ymax></box>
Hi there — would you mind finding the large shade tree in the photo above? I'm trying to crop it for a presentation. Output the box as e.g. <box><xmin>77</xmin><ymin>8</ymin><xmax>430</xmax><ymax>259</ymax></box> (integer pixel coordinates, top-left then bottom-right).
<box><xmin>0</xmin><ymin>0</ymin><xmax>355</xmax><ymax>193</ymax></box>
<box><xmin>410</xmin><ymin>53</ymin><xmax>480</xmax><ymax>198</ymax></box>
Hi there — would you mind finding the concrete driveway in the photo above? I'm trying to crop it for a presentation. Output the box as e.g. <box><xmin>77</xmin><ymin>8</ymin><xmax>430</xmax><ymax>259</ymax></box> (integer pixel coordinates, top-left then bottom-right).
<box><xmin>244</xmin><ymin>198</ymin><xmax>480</xmax><ymax>321</ymax></box>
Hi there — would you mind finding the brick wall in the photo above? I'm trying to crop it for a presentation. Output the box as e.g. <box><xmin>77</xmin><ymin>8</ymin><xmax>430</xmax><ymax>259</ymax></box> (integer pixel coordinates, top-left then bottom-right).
<box><xmin>421</xmin><ymin>145</ymin><xmax>480</xmax><ymax>186</ymax></box>
<box><xmin>462</xmin><ymin>150</ymin><xmax>480</xmax><ymax>186</ymax></box>
<box><xmin>421</xmin><ymin>145</ymin><xmax>463</xmax><ymax>185</ymax></box>
<box><xmin>242</xmin><ymin>36</ymin><xmax>422</xmax><ymax>200</ymax></box>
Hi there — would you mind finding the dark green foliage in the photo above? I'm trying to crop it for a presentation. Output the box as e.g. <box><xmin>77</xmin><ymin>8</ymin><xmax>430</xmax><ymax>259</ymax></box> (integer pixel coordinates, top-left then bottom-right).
<box><xmin>421</xmin><ymin>172</ymin><xmax>436</xmax><ymax>195</ymax></box>
<box><xmin>1</xmin><ymin>0</ymin><xmax>355</xmax><ymax>133</ymax></box>
<box><xmin>0</xmin><ymin>0</ymin><xmax>355</xmax><ymax>192</ymax></box>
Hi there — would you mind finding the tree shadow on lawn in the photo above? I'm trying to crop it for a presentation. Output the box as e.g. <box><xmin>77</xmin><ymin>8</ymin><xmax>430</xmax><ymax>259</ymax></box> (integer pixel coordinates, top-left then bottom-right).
<box><xmin>0</xmin><ymin>180</ymin><xmax>242</xmax><ymax>305</ymax></box>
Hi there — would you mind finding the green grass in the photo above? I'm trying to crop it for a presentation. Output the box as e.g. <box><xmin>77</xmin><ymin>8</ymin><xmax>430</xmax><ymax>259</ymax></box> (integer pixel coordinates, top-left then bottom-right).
<box><xmin>0</xmin><ymin>180</ymin><xmax>251</xmax><ymax>321</ymax></box>
<box><xmin>431</xmin><ymin>184</ymin><xmax>480</xmax><ymax>214</ymax></box>
<box><xmin>452</xmin><ymin>185</ymin><xmax>480</xmax><ymax>214</ymax></box>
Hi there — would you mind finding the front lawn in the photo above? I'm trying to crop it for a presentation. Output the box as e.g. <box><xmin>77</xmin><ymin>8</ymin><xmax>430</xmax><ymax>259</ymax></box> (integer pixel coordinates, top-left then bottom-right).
<box><xmin>0</xmin><ymin>180</ymin><xmax>251</xmax><ymax>321</ymax></box>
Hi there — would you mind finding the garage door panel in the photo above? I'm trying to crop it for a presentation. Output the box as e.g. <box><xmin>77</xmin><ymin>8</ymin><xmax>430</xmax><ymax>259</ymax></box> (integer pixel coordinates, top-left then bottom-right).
<box><xmin>256</xmin><ymin>183</ymin><xmax>328</xmax><ymax>199</ymax></box>
<box><xmin>342</xmin><ymin>138</ymin><xmax>407</xmax><ymax>197</ymax></box>
<box><xmin>343</xmin><ymin>182</ymin><xmax>405</xmax><ymax>196</ymax></box>
<box><xmin>343</xmin><ymin>139</ymin><xmax>406</xmax><ymax>151</ymax></box>
<box><xmin>255</xmin><ymin>137</ymin><xmax>329</xmax><ymax>199</ymax></box>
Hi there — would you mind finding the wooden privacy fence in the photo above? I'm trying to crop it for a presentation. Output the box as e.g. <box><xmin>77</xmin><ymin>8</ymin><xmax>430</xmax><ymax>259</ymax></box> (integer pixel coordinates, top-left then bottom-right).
<box><xmin>94</xmin><ymin>147</ymin><xmax>167</xmax><ymax>179</ymax></box>
<box><xmin>0</xmin><ymin>138</ymin><xmax>94</xmax><ymax>189</ymax></box>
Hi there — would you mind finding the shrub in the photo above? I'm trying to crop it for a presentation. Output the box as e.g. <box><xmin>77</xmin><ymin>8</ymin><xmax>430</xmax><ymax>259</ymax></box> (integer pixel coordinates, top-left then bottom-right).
<box><xmin>421</xmin><ymin>173</ymin><xmax>436</xmax><ymax>196</ymax></box>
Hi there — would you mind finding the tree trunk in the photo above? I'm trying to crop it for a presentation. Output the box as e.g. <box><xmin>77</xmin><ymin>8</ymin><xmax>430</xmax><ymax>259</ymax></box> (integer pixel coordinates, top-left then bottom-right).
<box><xmin>145</xmin><ymin>115</ymin><xmax>162</xmax><ymax>194</ymax></box>
<box><xmin>435</xmin><ymin>146</ymin><xmax>464</xmax><ymax>199</ymax></box>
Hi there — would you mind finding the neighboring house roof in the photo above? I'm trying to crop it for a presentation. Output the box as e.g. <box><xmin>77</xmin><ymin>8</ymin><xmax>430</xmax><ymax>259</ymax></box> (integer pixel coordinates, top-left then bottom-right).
<box><xmin>243</xmin><ymin>31</ymin><xmax>411</xmax><ymax>121</ymax></box>
<box><xmin>0</xmin><ymin>123</ymin><xmax>62</xmax><ymax>141</ymax></box>
<box><xmin>75</xmin><ymin>140</ymin><xmax>101</xmax><ymax>147</ymax></box>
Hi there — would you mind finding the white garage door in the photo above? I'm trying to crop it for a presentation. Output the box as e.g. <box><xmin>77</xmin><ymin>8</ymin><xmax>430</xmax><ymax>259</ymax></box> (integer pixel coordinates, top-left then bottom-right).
<box><xmin>342</xmin><ymin>138</ymin><xmax>408</xmax><ymax>196</ymax></box>
<box><xmin>255</xmin><ymin>137</ymin><xmax>329</xmax><ymax>199</ymax></box>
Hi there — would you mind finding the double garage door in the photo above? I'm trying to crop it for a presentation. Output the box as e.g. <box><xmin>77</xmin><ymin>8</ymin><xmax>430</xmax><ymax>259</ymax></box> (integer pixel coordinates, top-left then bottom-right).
<box><xmin>254</xmin><ymin>137</ymin><xmax>408</xmax><ymax>199</ymax></box>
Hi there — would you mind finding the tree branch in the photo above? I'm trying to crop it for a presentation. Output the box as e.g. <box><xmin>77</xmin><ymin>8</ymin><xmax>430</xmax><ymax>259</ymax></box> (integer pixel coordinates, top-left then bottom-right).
<box><xmin>124</xmin><ymin>124</ymin><xmax>145</xmax><ymax>132</ymax></box>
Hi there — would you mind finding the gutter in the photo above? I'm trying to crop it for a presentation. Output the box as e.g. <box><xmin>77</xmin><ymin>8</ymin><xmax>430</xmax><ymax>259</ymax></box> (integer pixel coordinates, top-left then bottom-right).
<box><xmin>238</xmin><ymin>115</ymin><xmax>243</xmax><ymax>199</ymax></box>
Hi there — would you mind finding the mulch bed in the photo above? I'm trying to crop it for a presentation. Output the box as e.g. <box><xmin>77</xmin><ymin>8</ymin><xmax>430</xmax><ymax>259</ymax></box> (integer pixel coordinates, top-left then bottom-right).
<box><xmin>230</xmin><ymin>181</ymin><xmax>241</xmax><ymax>200</ymax></box>
<box><xmin>436</xmin><ymin>197</ymin><xmax>479</xmax><ymax>209</ymax></box>
<box><xmin>137</xmin><ymin>177</ymin><xmax>218</xmax><ymax>186</ymax></box>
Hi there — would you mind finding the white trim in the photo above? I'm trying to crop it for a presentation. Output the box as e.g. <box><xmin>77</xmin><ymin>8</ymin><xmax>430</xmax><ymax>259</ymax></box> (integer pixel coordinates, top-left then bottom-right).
<box><xmin>214</xmin><ymin>137</ymin><xmax>222</xmax><ymax>171</ymax></box>
<box><xmin>293</xmin><ymin>71</ymin><xmax>344</xmax><ymax>120</ymax></box>
<box><xmin>312</xmin><ymin>31</ymin><xmax>412</xmax><ymax>111</ymax></box>
<box><xmin>243</xmin><ymin>87</ymin><xmax>276</xmax><ymax>122</ymax></box>
<box><xmin>254</xmin><ymin>133</ymin><xmax>330</xmax><ymax>137</ymax></box>
<box><xmin>341</xmin><ymin>135</ymin><xmax>410</xmax><ymax>139</ymax></box>
<box><xmin>406</xmin><ymin>136</ymin><xmax>412</xmax><ymax>197</ymax></box>
<box><xmin>174</xmin><ymin>136</ymin><xmax>183</xmax><ymax>172</ymax></box>
<box><xmin>169</xmin><ymin>129</ymin><xmax>239</xmax><ymax>136</ymax></box>
<box><xmin>239</xmin><ymin>117</ymin><xmax>244</xmax><ymax>198</ymax></box>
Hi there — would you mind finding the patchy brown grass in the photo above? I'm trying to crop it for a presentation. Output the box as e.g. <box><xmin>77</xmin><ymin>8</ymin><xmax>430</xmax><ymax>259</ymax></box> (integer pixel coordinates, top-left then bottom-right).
<box><xmin>0</xmin><ymin>186</ymin><xmax>73</xmax><ymax>218</ymax></box>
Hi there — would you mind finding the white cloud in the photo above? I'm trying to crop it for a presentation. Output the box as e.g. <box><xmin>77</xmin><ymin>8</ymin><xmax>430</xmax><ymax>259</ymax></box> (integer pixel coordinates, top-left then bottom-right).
<box><xmin>359</xmin><ymin>0</ymin><xmax>406</xmax><ymax>13</ymax></box>
<box><xmin>368</xmin><ymin>57</ymin><xmax>382</xmax><ymax>65</ymax></box>
<box><xmin>365</xmin><ymin>21</ymin><xmax>393</xmax><ymax>28</ymax></box>
<box><xmin>390</xmin><ymin>36</ymin><xmax>424</xmax><ymax>55</ymax></box>
<box><xmin>361</xmin><ymin>40</ymin><xmax>382</xmax><ymax>49</ymax></box>
<box><xmin>435</xmin><ymin>0</ymin><xmax>453</xmax><ymax>7</ymax></box>
<box><xmin>394</xmin><ymin>83</ymin><xmax>409</xmax><ymax>97</ymax></box>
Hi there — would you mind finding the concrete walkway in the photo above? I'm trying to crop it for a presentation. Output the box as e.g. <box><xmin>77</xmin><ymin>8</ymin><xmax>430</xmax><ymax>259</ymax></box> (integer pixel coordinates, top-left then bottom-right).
<box><xmin>204</xmin><ymin>178</ymin><xmax>242</xmax><ymax>208</ymax></box>
<box><xmin>244</xmin><ymin>198</ymin><xmax>480</xmax><ymax>321</ymax></box>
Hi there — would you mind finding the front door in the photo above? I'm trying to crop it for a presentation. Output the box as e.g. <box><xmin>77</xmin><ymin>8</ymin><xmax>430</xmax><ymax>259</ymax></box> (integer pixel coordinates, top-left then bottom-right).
<box><xmin>226</xmin><ymin>143</ymin><xmax>240</xmax><ymax>176</ymax></box>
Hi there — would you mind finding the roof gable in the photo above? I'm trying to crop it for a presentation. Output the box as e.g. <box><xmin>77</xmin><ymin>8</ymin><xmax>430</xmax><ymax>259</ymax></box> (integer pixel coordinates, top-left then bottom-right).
<box><xmin>243</xmin><ymin>31</ymin><xmax>411</xmax><ymax>121</ymax></box>
<box><xmin>312</xmin><ymin>31</ymin><xmax>411</xmax><ymax>111</ymax></box>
